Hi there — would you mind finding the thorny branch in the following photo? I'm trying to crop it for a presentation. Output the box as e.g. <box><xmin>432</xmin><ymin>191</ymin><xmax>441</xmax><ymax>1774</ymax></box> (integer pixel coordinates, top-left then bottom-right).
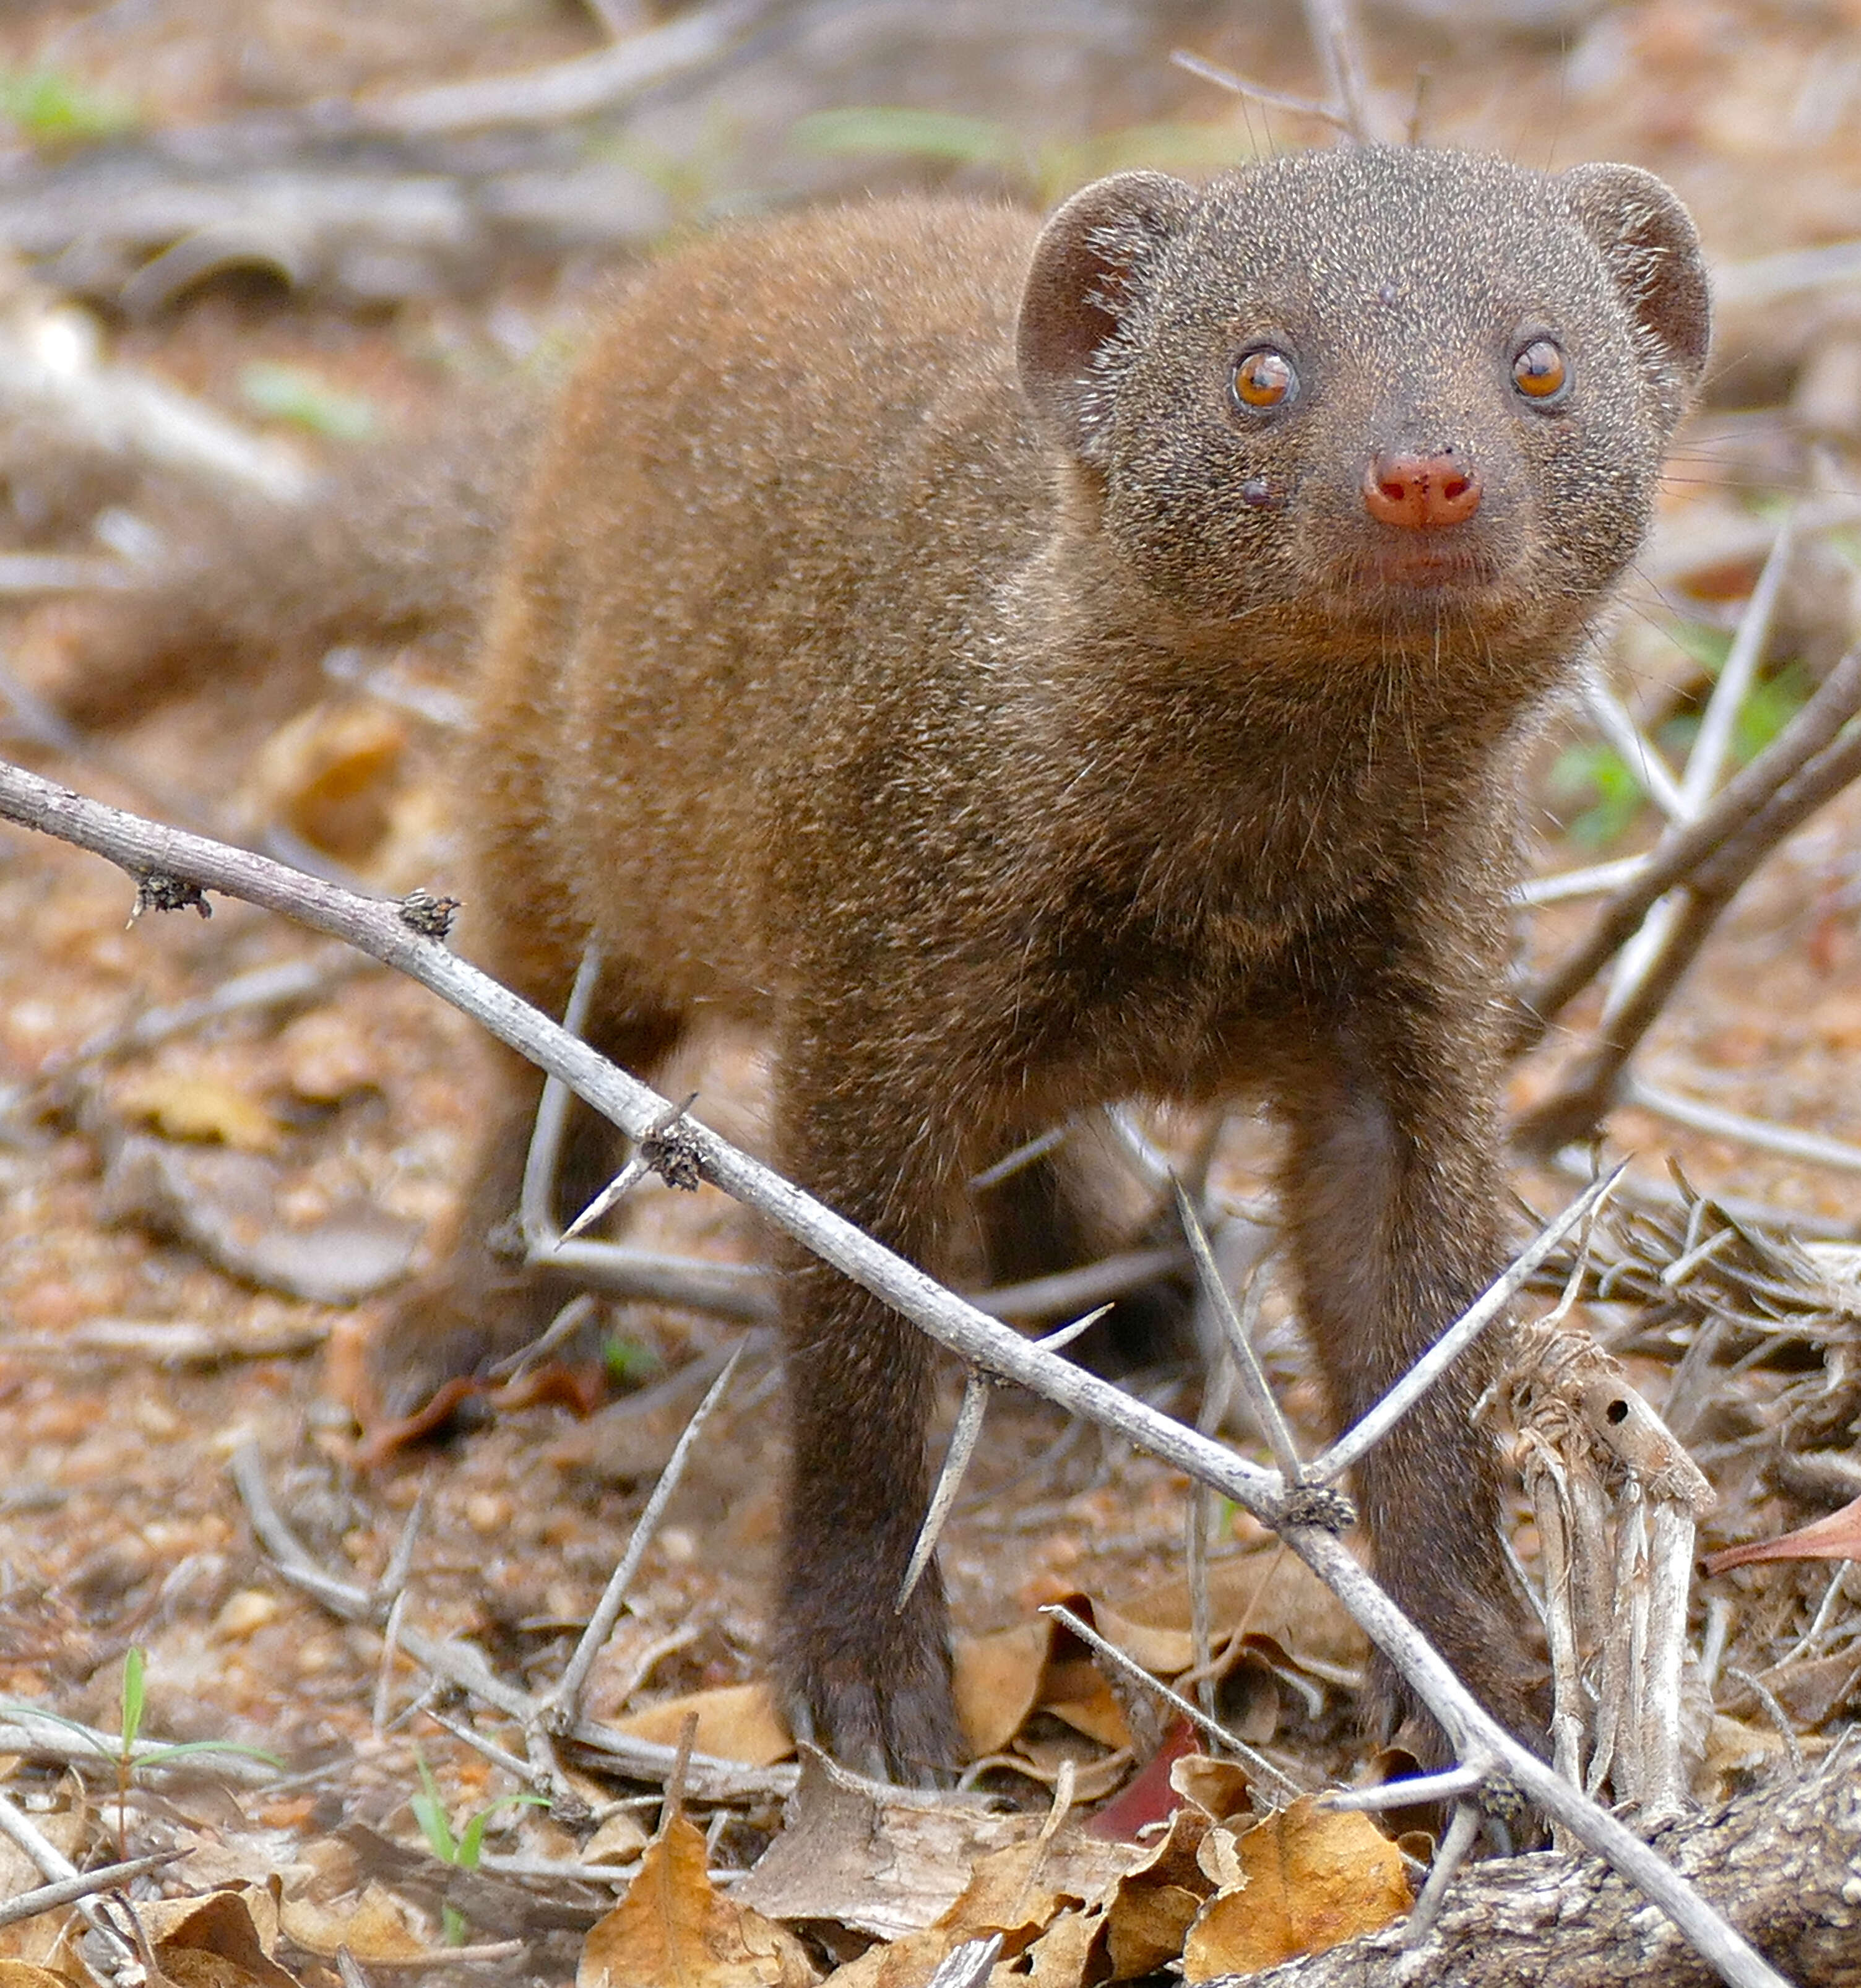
<box><xmin>0</xmin><ymin>760</ymin><xmax>1797</xmax><ymax>1988</ymax></box>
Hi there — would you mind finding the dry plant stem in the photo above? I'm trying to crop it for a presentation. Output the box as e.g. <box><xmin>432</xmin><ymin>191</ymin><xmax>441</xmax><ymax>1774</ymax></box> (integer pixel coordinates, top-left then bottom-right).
<box><xmin>0</xmin><ymin>764</ymin><xmax>1784</xmax><ymax>1988</ymax></box>
<box><xmin>1517</xmin><ymin>705</ymin><xmax>1861</xmax><ymax>1149</ymax></box>
<box><xmin>1532</xmin><ymin>1454</ymin><xmax>1589</xmax><ymax>1794</ymax></box>
<box><xmin>1175</xmin><ymin>1180</ymin><xmax>1303</xmax><ymax>1480</ymax></box>
<box><xmin>1581</xmin><ymin>674</ymin><xmax>1688</xmax><ymax>823</ymax></box>
<box><xmin>0</xmin><ymin>1787</ymin><xmax>133</xmax><ymax>1959</ymax></box>
<box><xmin>230</xmin><ymin>1435</ymin><xmax>794</xmax><ymax>1799</ymax></box>
<box><xmin>974</xmin><ymin>1243</ymin><xmax>1190</xmax><ymax>1323</ymax></box>
<box><xmin>544</xmin><ymin>1341</ymin><xmax>746</xmax><ymax>1727</ymax></box>
<box><xmin>1287</xmin><ymin>1529</ymin><xmax>1792</xmax><ymax>1988</ymax></box>
<box><xmin>1624</xmin><ymin>1074</ymin><xmax>1861</xmax><ymax>1175</ymax></box>
<box><xmin>1514</xmin><ymin>852</ymin><xmax>1649</xmax><ymax>907</ymax></box>
<box><xmin>0</xmin><ymin>1706</ymin><xmax>279</xmax><ymax>1790</ymax></box>
<box><xmin>520</xmin><ymin>944</ymin><xmax>602</xmax><ymax>1250</ymax></box>
<box><xmin>1600</xmin><ymin>512</ymin><xmax>1795</xmax><ymax>1031</ymax></box>
<box><xmin>0</xmin><ymin>1852</ymin><xmax>180</xmax><ymax>1932</ymax></box>
<box><xmin>1517</xmin><ymin>637</ymin><xmax>1861</xmax><ymax>1052</ymax></box>
<box><xmin>1323</xmin><ymin>1766</ymin><xmax>1485</xmax><ymax>1812</ymax></box>
<box><xmin>1300</xmin><ymin>0</ymin><xmax>1378</xmax><ymax>142</ymax></box>
<box><xmin>1642</xmin><ymin>1500</ymin><xmax>1698</xmax><ymax>1817</ymax></box>
<box><xmin>1311</xmin><ymin>1167</ymin><xmax>1620</xmax><ymax>1485</ymax></box>
<box><xmin>1041</xmin><ymin>1603</ymin><xmax>1305</xmax><ymax>1800</ymax></box>
<box><xmin>357</xmin><ymin>0</ymin><xmax>772</xmax><ymax>134</ymax></box>
<box><xmin>1168</xmin><ymin>49</ymin><xmax>1354</xmax><ymax>132</ymax></box>
<box><xmin>1725</xmin><ymin>1670</ymin><xmax>1807</xmax><ymax>1781</ymax></box>
<box><xmin>1402</xmin><ymin>1799</ymin><xmax>1482</xmax><ymax>1951</ymax></box>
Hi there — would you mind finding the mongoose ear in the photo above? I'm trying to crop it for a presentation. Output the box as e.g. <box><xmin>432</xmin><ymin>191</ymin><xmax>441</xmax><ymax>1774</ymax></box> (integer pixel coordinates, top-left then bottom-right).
<box><xmin>1018</xmin><ymin>170</ymin><xmax>1198</xmax><ymax>457</ymax></box>
<box><xmin>1557</xmin><ymin>162</ymin><xmax>1711</xmax><ymax>394</ymax></box>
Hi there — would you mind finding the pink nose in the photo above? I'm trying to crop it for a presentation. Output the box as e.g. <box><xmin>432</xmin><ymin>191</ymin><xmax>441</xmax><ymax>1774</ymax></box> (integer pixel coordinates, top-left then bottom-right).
<box><xmin>1362</xmin><ymin>450</ymin><xmax>1482</xmax><ymax>529</ymax></box>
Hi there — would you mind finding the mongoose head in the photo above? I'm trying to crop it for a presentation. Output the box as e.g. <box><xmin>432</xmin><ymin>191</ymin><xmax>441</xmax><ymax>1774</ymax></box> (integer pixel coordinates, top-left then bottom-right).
<box><xmin>1017</xmin><ymin>147</ymin><xmax>1709</xmax><ymax>680</ymax></box>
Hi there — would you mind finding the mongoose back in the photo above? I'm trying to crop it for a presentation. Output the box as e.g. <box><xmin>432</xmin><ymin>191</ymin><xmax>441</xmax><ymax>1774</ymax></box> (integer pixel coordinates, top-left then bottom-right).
<box><xmin>374</xmin><ymin>146</ymin><xmax>1710</xmax><ymax>1780</ymax></box>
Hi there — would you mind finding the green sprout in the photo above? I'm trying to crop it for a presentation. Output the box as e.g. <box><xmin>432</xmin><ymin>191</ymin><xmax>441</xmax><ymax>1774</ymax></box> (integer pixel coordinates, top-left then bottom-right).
<box><xmin>411</xmin><ymin>1750</ymin><xmax>548</xmax><ymax>1945</ymax></box>
<box><xmin>0</xmin><ymin>66</ymin><xmax>137</xmax><ymax>146</ymax></box>
<box><xmin>238</xmin><ymin>362</ymin><xmax>380</xmax><ymax>443</ymax></box>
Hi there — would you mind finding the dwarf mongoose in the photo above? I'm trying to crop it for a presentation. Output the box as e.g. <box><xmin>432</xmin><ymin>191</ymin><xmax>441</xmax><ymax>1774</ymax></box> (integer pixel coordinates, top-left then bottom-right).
<box><xmin>342</xmin><ymin>145</ymin><xmax>1711</xmax><ymax>1780</ymax></box>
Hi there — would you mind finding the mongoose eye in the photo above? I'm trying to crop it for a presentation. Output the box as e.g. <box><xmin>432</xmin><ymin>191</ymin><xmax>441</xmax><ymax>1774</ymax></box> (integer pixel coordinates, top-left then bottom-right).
<box><xmin>1231</xmin><ymin>347</ymin><xmax>1297</xmax><ymax>410</ymax></box>
<box><xmin>1512</xmin><ymin>338</ymin><xmax>1569</xmax><ymax>402</ymax></box>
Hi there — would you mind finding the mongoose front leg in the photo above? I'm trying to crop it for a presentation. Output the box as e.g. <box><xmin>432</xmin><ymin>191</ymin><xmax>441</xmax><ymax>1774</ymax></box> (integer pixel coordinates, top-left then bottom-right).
<box><xmin>769</xmin><ymin>1031</ymin><xmax>966</xmax><ymax>1783</ymax></box>
<box><xmin>1279</xmin><ymin>1014</ymin><xmax>1546</xmax><ymax>1756</ymax></box>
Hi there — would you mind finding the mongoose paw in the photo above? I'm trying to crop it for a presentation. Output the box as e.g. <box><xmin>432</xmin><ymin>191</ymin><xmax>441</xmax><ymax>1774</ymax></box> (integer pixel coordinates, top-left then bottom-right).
<box><xmin>360</xmin><ymin>1269</ymin><xmax>555</xmax><ymax>1427</ymax></box>
<box><xmin>784</xmin><ymin>1665</ymin><xmax>965</xmax><ymax>1788</ymax></box>
<box><xmin>777</xmin><ymin>1590</ymin><xmax>964</xmax><ymax>1787</ymax></box>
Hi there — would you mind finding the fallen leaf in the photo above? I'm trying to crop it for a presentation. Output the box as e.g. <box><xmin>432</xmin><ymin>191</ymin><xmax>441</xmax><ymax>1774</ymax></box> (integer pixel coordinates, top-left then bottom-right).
<box><xmin>954</xmin><ymin>1618</ymin><xmax>1050</xmax><ymax>1757</ymax></box>
<box><xmin>999</xmin><ymin>1906</ymin><xmax>1098</xmax><ymax>1987</ymax></box>
<box><xmin>118</xmin><ymin>1071</ymin><xmax>281</xmax><ymax>1153</ymax></box>
<box><xmin>278</xmin><ymin>1880</ymin><xmax>434</xmax><ymax>1963</ymax></box>
<box><xmin>616</xmin><ymin>1683</ymin><xmax>793</xmax><ymax>1767</ymax></box>
<box><xmin>1180</xmin><ymin>1797</ymin><xmax>1409</xmax><ymax>1981</ymax></box>
<box><xmin>1094</xmin><ymin>1797</ymin><xmax>1217</xmax><ymax>1980</ymax></box>
<box><xmin>1703</xmin><ymin>1493</ymin><xmax>1861</xmax><ymax>1573</ymax></box>
<box><xmin>0</xmin><ymin>1966</ymin><xmax>85</xmax><ymax>1987</ymax></box>
<box><xmin>579</xmin><ymin>1813</ymin><xmax>817</xmax><ymax>1987</ymax></box>
<box><xmin>136</xmin><ymin>1883</ymin><xmax>297</xmax><ymax>1988</ymax></box>
<box><xmin>736</xmin><ymin>1748</ymin><xmax>1055</xmax><ymax>1942</ymax></box>
<box><xmin>1086</xmin><ymin>1719</ymin><xmax>1201</xmax><ymax>1841</ymax></box>
<box><xmin>249</xmin><ymin>701</ymin><xmax>408</xmax><ymax>863</ymax></box>
<box><xmin>101</xmin><ymin>1134</ymin><xmax>418</xmax><ymax>1303</ymax></box>
<box><xmin>1092</xmin><ymin>1552</ymin><xmax>1364</xmax><ymax>1679</ymax></box>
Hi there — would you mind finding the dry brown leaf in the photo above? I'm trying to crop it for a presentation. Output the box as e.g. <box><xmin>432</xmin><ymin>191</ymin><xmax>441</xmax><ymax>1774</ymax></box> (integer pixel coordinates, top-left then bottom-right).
<box><xmin>277</xmin><ymin>1880</ymin><xmax>433</xmax><ymax>1963</ymax></box>
<box><xmin>735</xmin><ymin>1748</ymin><xmax>1044</xmax><ymax>1943</ymax></box>
<box><xmin>1097</xmin><ymin>1800</ymin><xmax>1215</xmax><ymax>1979</ymax></box>
<box><xmin>1038</xmin><ymin>1652</ymin><xmax>1131</xmax><ymax>1750</ymax></box>
<box><xmin>1180</xmin><ymin>1797</ymin><xmax>1409</xmax><ymax>1981</ymax></box>
<box><xmin>580</xmin><ymin>1813</ymin><xmax>817</xmax><ymax>1988</ymax></box>
<box><xmin>998</xmin><ymin>1906</ymin><xmax>1099</xmax><ymax>1987</ymax></box>
<box><xmin>1703</xmin><ymin>1491</ymin><xmax>1861</xmax><ymax>1572</ymax></box>
<box><xmin>249</xmin><ymin>701</ymin><xmax>408</xmax><ymax>863</ymax></box>
<box><xmin>118</xmin><ymin>1071</ymin><xmax>281</xmax><ymax>1153</ymax></box>
<box><xmin>1094</xmin><ymin>1554</ymin><xmax>1364</xmax><ymax>1679</ymax></box>
<box><xmin>137</xmin><ymin>1886</ymin><xmax>299</xmax><ymax>1988</ymax></box>
<box><xmin>614</xmin><ymin>1682</ymin><xmax>793</xmax><ymax>1766</ymax></box>
<box><xmin>954</xmin><ymin>1618</ymin><xmax>1050</xmax><ymax>1757</ymax></box>
<box><xmin>0</xmin><ymin>1965</ymin><xmax>85</xmax><ymax>1987</ymax></box>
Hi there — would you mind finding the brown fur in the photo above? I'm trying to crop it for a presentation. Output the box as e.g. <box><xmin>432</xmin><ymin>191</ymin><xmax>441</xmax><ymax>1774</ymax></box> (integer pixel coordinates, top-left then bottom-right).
<box><xmin>366</xmin><ymin>147</ymin><xmax>1709</xmax><ymax>1781</ymax></box>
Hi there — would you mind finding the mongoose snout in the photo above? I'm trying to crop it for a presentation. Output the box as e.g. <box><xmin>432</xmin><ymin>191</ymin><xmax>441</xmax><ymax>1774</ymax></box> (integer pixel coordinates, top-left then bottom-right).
<box><xmin>1362</xmin><ymin>447</ymin><xmax>1483</xmax><ymax>527</ymax></box>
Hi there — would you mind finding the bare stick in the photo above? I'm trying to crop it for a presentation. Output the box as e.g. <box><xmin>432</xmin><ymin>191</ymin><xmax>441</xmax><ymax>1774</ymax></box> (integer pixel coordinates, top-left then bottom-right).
<box><xmin>1174</xmin><ymin>1182</ymin><xmax>1303</xmax><ymax>1481</ymax></box>
<box><xmin>1311</xmin><ymin>1168</ymin><xmax>1621</xmax><ymax>1485</ymax></box>
<box><xmin>1322</xmin><ymin>1766</ymin><xmax>1485</xmax><ymax>1811</ymax></box>
<box><xmin>1402</xmin><ymin>1799</ymin><xmax>1482</xmax><ymax>1950</ymax></box>
<box><xmin>1514</xmin><ymin>853</ymin><xmax>1650</xmax><ymax>908</ymax></box>
<box><xmin>1169</xmin><ymin>49</ymin><xmax>1353</xmax><ymax>132</ymax></box>
<box><xmin>1601</xmin><ymin>516</ymin><xmax>1795</xmax><ymax>1029</ymax></box>
<box><xmin>544</xmin><ymin>1341</ymin><xmax>745</xmax><ymax>1727</ymax></box>
<box><xmin>1581</xmin><ymin>675</ymin><xmax>1688</xmax><ymax>824</ymax></box>
<box><xmin>520</xmin><ymin>945</ymin><xmax>602</xmax><ymax>1251</ymax></box>
<box><xmin>0</xmin><ymin>764</ymin><xmax>1789</xmax><ymax>1986</ymax></box>
<box><xmin>0</xmin><ymin>1787</ymin><xmax>134</xmax><ymax>1957</ymax></box>
<box><xmin>1300</xmin><ymin>0</ymin><xmax>1376</xmax><ymax>142</ymax></box>
<box><xmin>1623</xmin><ymin>1074</ymin><xmax>1861</xmax><ymax>1174</ymax></box>
<box><xmin>1517</xmin><ymin>637</ymin><xmax>1861</xmax><ymax>1051</ymax></box>
<box><xmin>357</xmin><ymin>0</ymin><xmax>772</xmax><ymax>135</ymax></box>
<box><xmin>0</xmin><ymin>1851</ymin><xmax>182</xmax><ymax>1931</ymax></box>
<box><xmin>1040</xmin><ymin>1602</ymin><xmax>1305</xmax><ymax>1800</ymax></box>
<box><xmin>1517</xmin><ymin>713</ymin><xmax>1861</xmax><ymax>1149</ymax></box>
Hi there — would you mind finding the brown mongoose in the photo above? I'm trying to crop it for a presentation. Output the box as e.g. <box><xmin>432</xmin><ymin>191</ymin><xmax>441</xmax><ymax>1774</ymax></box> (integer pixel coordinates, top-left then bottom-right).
<box><xmin>378</xmin><ymin>147</ymin><xmax>1711</xmax><ymax>1779</ymax></box>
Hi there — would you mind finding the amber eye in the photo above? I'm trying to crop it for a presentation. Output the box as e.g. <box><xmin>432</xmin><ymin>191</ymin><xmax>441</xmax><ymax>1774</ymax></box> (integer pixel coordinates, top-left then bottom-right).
<box><xmin>1232</xmin><ymin>347</ymin><xmax>1297</xmax><ymax>410</ymax></box>
<box><xmin>1513</xmin><ymin>337</ymin><xmax>1568</xmax><ymax>401</ymax></box>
